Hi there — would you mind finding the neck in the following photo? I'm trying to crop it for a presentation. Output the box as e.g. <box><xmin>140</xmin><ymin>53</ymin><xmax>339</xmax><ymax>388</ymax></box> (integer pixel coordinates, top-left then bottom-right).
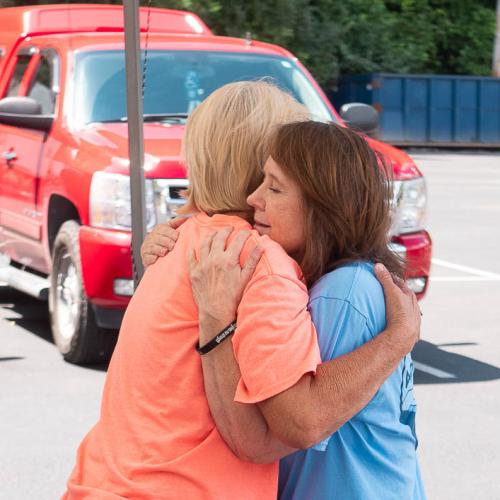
<box><xmin>207</xmin><ymin>209</ymin><xmax>253</xmax><ymax>224</ymax></box>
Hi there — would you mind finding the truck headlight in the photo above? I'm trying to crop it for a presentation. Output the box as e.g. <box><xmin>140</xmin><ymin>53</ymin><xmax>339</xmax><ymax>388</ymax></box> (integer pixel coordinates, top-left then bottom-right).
<box><xmin>89</xmin><ymin>172</ymin><xmax>156</xmax><ymax>230</ymax></box>
<box><xmin>390</xmin><ymin>177</ymin><xmax>427</xmax><ymax>235</ymax></box>
<box><xmin>151</xmin><ymin>179</ymin><xmax>189</xmax><ymax>222</ymax></box>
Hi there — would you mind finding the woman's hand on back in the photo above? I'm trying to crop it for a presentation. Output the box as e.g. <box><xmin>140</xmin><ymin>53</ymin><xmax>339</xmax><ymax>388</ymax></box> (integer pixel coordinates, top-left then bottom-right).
<box><xmin>189</xmin><ymin>228</ymin><xmax>263</xmax><ymax>344</ymax></box>
<box><xmin>374</xmin><ymin>263</ymin><xmax>421</xmax><ymax>355</ymax></box>
<box><xmin>140</xmin><ymin>217</ymin><xmax>187</xmax><ymax>267</ymax></box>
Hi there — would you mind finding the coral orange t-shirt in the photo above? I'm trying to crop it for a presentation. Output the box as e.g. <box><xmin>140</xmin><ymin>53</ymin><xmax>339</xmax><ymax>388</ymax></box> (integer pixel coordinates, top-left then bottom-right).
<box><xmin>64</xmin><ymin>213</ymin><xmax>321</xmax><ymax>500</ymax></box>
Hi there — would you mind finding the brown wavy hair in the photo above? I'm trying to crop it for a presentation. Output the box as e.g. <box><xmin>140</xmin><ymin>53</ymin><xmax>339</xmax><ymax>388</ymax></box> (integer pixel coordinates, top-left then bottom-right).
<box><xmin>268</xmin><ymin>121</ymin><xmax>404</xmax><ymax>286</ymax></box>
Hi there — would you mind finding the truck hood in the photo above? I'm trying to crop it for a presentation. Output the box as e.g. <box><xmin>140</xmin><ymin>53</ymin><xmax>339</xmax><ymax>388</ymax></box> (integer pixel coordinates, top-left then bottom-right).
<box><xmin>365</xmin><ymin>136</ymin><xmax>422</xmax><ymax>180</ymax></box>
<box><xmin>74</xmin><ymin>122</ymin><xmax>187</xmax><ymax>178</ymax></box>
<box><xmin>74</xmin><ymin>123</ymin><xmax>420</xmax><ymax>182</ymax></box>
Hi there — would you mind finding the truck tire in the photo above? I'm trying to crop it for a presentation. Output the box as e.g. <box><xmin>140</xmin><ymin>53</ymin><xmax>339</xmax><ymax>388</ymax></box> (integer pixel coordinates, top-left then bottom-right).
<box><xmin>49</xmin><ymin>220</ymin><xmax>118</xmax><ymax>364</ymax></box>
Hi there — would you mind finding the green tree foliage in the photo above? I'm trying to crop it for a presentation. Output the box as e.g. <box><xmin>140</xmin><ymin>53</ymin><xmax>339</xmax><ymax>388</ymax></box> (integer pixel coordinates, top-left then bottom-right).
<box><xmin>1</xmin><ymin>0</ymin><xmax>496</xmax><ymax>84</ymax></box>
<box><xmin>426</xmin><ymin>1</ymin><xmax>497</xmax><ymax>75</ymax></box>
<box><xmin>159</xmin><ymin>0</ymin><xmax>497</xmax><ymax>82</ymax></box>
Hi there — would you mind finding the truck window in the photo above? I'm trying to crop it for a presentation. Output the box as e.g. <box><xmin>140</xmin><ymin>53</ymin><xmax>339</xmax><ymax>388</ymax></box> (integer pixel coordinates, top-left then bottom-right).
<box><xmin>5</xmin><ymin>54</ymin><xmax>32</xmax><ymax>97</ymax></box>
<box><xmin>27</xmin><ymin>56</ymin><xmax>56</xmax><ymax>114</ymax></box>
<box><xmin>71</xmin><ymin>50</ymin><xmax>335</xmax><ymax>127</ymax></box>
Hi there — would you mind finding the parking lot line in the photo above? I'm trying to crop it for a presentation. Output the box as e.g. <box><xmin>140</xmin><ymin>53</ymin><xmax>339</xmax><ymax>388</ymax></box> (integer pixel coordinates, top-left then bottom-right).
<box><xmin>431</xmin><ymin>276</ymin><xmax>500</xmax><ymax>282</ymax></box>
<box><xmin>431</xmin><ymin>258</ymin><xmax>500</xmax><ymax>279</ymax></box>
<box><xmin>413</xmin><ymin>361</ymin><xmax>456</xmax><ymax>379</ymax></box>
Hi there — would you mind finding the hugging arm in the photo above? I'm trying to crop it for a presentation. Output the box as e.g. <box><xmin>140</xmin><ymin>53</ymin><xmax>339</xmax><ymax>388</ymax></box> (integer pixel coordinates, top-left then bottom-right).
<box><xmin>190</xmin><ymin>229</ymin><xmax>296</xmax><ymax>463</ymax></box>
<box><xmin>140</xmin><ymin>222</ymin><xmax>294</xmax><ymax>461</ymax></box>
<box><xmin>190</xmin><ymin>230</ymin><xmax>421</xmax><ymax>458</ymax></box>
<box><xmin>198</xmin><ymin>333</ymin><xmax>297</xmax><ymax>463</ymax></box>
<box><xmin>257</xmin><ymin>263</ymin><xmax>420</xmax><ymax>449</ymax></box>
<box><xmin>141</xmin><ymin>223</ymin><xmax>293</xmax><ymax>461</ymax></box>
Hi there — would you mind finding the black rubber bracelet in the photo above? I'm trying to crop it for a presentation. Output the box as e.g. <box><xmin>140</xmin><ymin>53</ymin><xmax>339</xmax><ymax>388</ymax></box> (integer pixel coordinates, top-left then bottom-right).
<box><xmin>196</xmin><ymin>320</ymin><xmax>237</xmax><ymax>355</ymax></box>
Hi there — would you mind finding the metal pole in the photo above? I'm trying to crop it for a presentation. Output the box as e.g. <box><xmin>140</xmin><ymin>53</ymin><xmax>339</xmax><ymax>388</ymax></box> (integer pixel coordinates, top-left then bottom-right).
<box><xmin>123</xmin><ymin>0</ymin><xmax>146</xmax><ymax>287</ymax></box>
<box><xmin>494</xmin><ymin>0</ymin><xmax>500</xmax><ymax>77</ymax></box>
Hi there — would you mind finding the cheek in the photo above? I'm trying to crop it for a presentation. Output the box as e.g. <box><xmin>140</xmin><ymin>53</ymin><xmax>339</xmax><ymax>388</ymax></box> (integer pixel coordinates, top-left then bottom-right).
<box><xmin>288</xmin><ymin>200</ymin><xmax>306</xmax><ymax>248</ymax></box>
<box><xmin>273</xmin><ymin>207</ymin><xmax>305</xmax><ymax>253</ymax></box>
<box><xmin>291</xmin><ymin>210</ymin><xmax>306</xmax><ymax>245</ymax></box>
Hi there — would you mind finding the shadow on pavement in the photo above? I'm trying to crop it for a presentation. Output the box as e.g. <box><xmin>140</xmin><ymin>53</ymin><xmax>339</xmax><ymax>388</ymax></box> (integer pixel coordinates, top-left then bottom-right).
<box><xmin>0</xmin><ymin>287</ymin><xmax>52</xmax><ymax>342</ymax></box>
<box><xmin>412</xmin><ymin>340</ymin><xmax>500</xmax><ymax>384</ymax></box>
<box><xmin>0</xmin><ymin>286</ymin><xmax>110</xmax><ymax>372</ymax></box>
<box><xmin>3</xmin><ymin>286</ymin><xmax>500</xmax><ymax>380</ymax></box>
<box><xmin>81</xmin><ymin>361</ymin><xmax>109</xmax><ymax>372</ymax></box>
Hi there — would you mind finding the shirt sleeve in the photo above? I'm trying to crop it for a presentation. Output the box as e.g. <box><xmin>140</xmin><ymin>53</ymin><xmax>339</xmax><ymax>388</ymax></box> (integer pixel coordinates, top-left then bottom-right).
<box><xmin>233</xmin><ymin>273</ymin><xmax>321</xmax><ymax>404</ymax></box>
<box><xmin>308</xmin><ymin>296</ymin><xmax>372</xmax><ymax>451</ymax></box>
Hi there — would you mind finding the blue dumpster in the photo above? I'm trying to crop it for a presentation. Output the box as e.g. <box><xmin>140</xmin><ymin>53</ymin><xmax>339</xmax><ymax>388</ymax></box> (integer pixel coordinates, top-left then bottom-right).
<box><xmin>332</xmin><ymin>73</ymin><xmax>500</xmax><ymax>146</ymax></box>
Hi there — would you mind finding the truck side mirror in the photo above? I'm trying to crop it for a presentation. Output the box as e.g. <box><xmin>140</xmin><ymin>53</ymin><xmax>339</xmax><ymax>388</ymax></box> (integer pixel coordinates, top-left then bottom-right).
<box><xmin>339</xmin><ymin>102</ymin><xmax>379</xmax><ymax>138</ymax></box>
<box><xmin>0</xmin><ymin>96</ymin><xmax>53</xmax><ymax>132</ymax></box>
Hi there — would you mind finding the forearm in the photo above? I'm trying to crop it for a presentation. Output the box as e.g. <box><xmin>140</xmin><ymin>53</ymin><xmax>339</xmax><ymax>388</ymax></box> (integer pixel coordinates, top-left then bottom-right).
<box><xmin>200</xmin><ymin>316</ymin><xmax>295</xmax><ymax>463</ymax></box>
<box><xmin>312</xmin><ymin>326</ymin><xmax>405</xmax><ymax>435</ymax></box>
<box><xmin>260</xmin><ymin>326</ymin><xmax>408</xmax><ymax>449</ymax></box>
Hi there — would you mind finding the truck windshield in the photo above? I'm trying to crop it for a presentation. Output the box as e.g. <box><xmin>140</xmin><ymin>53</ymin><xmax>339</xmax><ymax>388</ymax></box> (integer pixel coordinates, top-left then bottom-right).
<box><xmin>71</xmin><ymin>50</ymin><xmax>335</xmax><ymax>127</ymax></box>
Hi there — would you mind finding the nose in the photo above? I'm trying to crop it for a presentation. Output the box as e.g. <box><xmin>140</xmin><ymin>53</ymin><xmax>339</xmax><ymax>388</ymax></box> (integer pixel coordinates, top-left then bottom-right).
<box><xmin>247</xmin><ymin>183</ymin><xmax>264</xmax><ymax>211</ymax></box>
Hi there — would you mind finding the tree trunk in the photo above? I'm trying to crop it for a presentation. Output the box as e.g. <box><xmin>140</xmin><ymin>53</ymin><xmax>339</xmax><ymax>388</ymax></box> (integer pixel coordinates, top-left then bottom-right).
<box><xmin>494</xmin><ymin>0</ymin><xmax>500</xmax><ymax>76</ymax></box>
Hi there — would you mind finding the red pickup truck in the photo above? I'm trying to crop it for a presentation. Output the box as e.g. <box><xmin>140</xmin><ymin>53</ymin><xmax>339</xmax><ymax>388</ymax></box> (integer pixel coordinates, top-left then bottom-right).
<box><xmin>0</xmin><ymin>4</ymin><xmax>431</xmax><ymax>364</ymax></box>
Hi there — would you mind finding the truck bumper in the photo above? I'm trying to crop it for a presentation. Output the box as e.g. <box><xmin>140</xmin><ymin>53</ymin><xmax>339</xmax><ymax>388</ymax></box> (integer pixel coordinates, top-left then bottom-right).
<box><xmin>393</xmin><ymin>230</ymin><xmax>432</xmax><ymax>299</ymax></box>
<box><xmin>79</xmin><ymin>226</ymin><xmax>133</xmax><ymax>326</ymax></box>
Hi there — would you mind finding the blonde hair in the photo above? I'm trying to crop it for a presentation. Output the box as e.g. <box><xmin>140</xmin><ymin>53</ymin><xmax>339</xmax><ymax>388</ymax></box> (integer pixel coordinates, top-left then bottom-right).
<box><xmin>178</xmin><ymin>80</ymin><xmax>309</xmax><ymax>215</ymax></box>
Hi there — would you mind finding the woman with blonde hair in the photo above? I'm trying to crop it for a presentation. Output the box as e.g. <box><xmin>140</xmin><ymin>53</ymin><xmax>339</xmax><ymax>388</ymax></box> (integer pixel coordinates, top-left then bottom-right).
<box><xmin>64</xmin><ymin>81</ymin><xmax>420</xmax><ymax>499</ymax></box>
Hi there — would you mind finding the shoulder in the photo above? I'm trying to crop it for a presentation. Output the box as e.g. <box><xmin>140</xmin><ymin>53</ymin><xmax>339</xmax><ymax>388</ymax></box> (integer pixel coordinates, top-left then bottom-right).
<box><xmin>310</xmin><ymin>262</ymin><xmax>380</xmax><ymax>301</ymax></box>
<box><xmin>187</xmin><ymin>213</ymin><xmax>304</xmax><ymax>284</ymax></box>
<box><xmin>258</xmin><ymin>235</ymin><xmax>304</xmax><ymax>281</ymax></box>
<box><xmin>240</xmin><ymin>233</ymin><xmax>306</xmax><ymax>289</ymax></box>
<box><xmin>309</xmin><ymin>262</ymin><xmax>386</xmax><ymax>335</ymax></box>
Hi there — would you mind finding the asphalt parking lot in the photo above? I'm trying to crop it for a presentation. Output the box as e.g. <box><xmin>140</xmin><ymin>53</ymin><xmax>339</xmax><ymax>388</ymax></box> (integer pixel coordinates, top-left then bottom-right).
<box><xmin>1</xmin><ymin>150</ymin><xmax>499</xmax><ymax>499</ymax></box>
<box><xmin>409</xmin><ymin>150</ymin><xmax>500</xmax><ymax>500</ymax></box>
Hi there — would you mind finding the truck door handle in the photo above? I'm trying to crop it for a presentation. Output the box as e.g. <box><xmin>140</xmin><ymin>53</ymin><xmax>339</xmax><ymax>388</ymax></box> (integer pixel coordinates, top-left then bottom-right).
<box><xmin>2</xmin><ymin>150</ymin><xmax>17</xmax><ymax>166</ymax></box>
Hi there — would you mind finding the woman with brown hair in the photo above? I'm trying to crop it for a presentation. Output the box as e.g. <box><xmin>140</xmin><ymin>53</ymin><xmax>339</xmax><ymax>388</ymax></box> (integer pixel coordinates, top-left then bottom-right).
<box><xmin>185</xmin><ymin>121</ymin><xmax>426</xmax><ymax>498</ymax></box>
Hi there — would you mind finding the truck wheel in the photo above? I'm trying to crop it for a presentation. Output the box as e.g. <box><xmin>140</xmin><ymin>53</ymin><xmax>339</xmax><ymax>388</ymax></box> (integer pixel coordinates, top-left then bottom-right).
<box><xmin>49</xmin><ymin>220</ymin><xmax>117</xmax><ymax>364</ymax></box>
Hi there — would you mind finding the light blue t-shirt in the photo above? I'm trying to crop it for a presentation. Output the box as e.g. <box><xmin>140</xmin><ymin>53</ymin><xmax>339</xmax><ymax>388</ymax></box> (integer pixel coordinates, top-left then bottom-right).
<box><xmin>278</xmin><ymin>262</ymin><xmax>426</xmax><ymax>500</ymax></box>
